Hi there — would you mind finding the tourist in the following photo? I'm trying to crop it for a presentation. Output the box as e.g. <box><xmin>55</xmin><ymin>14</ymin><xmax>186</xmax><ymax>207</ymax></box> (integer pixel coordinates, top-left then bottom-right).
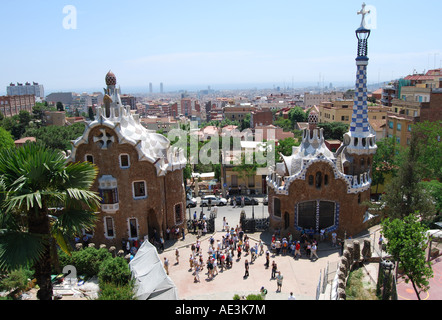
<box><xmin>244</xmin><ymin>259</ymin><xmax>249</xmax><ymax>278</ymax></box>
<box><xmin>271</xmin><ymin>260</ymin><xmax>277</xmax><ymax>279</ymax></box>
<box><xmin>260</xmin><ymin>286</ymin><xmax>268</xmax><ymax>298</ymax></box>
<box><xmin>332</xmin><ymin>231</ymin><xmax>337</xmax><ymax>247</ymax></box>
<box><xmin>194</xmin><ymin>264</ymin><xmax>200</xmax><ymax>283</ymax></box>
<box><xmin>207</xmin><ymin>258</ymin><xmax>213</xmax><ymax>279</ymax></box>
<box><xmin>311</xmin><ymin>243</ymin><xmax>319</xmax><ymax>261</ymax></box>
<box><xmin>237</xmin><ymin>244</ymin><xmax>242</xmax><ymax>260</ymax></box>
<box><xmin>295</xmin><ymin>241</ymin><xmax>301</xmax><ymax>259</ymax></box>
<box><xmin>288</xmin><ymin>292</ymin><xmax>296</xmax><ymax>300</ymax></box>
<box><xmin>276</xmin><ymin>271</ymin><xmax>283</xmax><ymax>292</ymax></box>
<box><xmin>213</xmin><ymin>258</ymin><xmax>218</xmax><ymax>276</ymax></box>
<box><xmin>265</xmin><ymin>251</ymin><xmax>270</xmax><ymax>268</ymax></box>
<box><xmin>163</xmin><ymin>257</ymin><xmax>169</xmax><ymax>275</ymax></box>
<box><xmin>259</xmin><ymin>240</ymin><xmax>264</xmax><ymax>255</ymax></box>
<box><xmin>175</xmin><ymin>248</ymin><xmax>180</xmax><ymax>264</ymax></box>
<box><xmin>189</xmin><ymin>254</ymin><xmax>194</xmax><ymax>270</ymax></box>
<box><xmin>320</xmin><ymin>228</ymin><xmax>325</xmax><ymax>242</ymax></box>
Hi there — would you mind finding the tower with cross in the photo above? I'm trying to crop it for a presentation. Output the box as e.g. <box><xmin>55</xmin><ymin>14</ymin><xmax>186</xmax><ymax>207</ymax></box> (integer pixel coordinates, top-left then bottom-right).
<box><xmin>342</xmin><ymin>3</ymin><xmax>377</xmax><ymax>161</ymax></box>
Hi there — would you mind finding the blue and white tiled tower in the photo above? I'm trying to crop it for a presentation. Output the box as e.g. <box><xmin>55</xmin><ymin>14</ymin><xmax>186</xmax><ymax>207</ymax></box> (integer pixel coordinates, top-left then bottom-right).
<box><xmin>343</xmin><ymin>3</ymin><xmax>377</xmax><ymax>157</ymax></box>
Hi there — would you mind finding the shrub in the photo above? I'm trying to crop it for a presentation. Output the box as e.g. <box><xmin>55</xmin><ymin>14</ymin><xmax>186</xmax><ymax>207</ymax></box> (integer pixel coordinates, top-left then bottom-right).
<box><xmin>97</xmin><ymin>281</ymin><xmax>136</xmax><ymax>300</ymax></box>
<box><xmin>67</xmin><ymin>247</ymin><xmax>112</xmax><ymax>278</ymax></box>
<box><xmin>98</xmin><ymin>256</ymin><xmax>132</xmax><ymax>286</ymax></box>
<box><xmin>0</xmin><ymin>268</ymin><xmax>33</xmax><ymax>299</ymax></box>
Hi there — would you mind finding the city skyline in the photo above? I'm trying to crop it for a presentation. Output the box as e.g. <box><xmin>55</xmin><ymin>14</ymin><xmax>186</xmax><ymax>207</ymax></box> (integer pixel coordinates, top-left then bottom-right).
<box><xmin>1</xmin><ymin>0</ymin><xmax>441</xmax><ymax>95</ymax></box>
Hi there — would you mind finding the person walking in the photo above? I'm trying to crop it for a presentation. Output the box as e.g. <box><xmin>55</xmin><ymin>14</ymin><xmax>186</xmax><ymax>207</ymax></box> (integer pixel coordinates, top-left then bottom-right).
<box><xmin>175</xmin><ymin>248</ymin><xmax>180</xmax><ymax>264</ymax></box>
<box><xmin>311</xmin><ymin>243</ymin><xmax>319</xmax><ymax>261</ymax></box>
<box><xmin>244</xmin><ymin>259</ymin><xmax>249</xmax><ymax>278</ymax></box>
<box><xmin>265</xmin><ymin>251</ymin><xmax>270</xmax><ymax>268</ymax></box>
<box><xmin>163</xmin><ymin>257</ymin><xmax>169</xmax><ymax>275</ymax></box>
<box><xmin>194</xmin><ymin>264</ymin><xmax>200</xmax><ymax>283</ymax></box>
<box><xmin>295</xmin><ymin>241</ymin><xmax>301</xmax><ymax>258</ymax></box>
<box><xmin>271</xmin><ymin>260</ymin><xmax>277</xmax><ymax>279</ymax></box>
<box><xmin>276</xmin><ymin>271</ymin><xmax>283</xmax><ymax>292</ymax></box>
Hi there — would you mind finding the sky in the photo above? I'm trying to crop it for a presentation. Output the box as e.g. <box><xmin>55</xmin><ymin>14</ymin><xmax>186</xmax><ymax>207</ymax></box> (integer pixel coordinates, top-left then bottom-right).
<box><xmin>1</xmin><ymin>0</ymin><xmax>441</xmax><ymax>94</ymax></box>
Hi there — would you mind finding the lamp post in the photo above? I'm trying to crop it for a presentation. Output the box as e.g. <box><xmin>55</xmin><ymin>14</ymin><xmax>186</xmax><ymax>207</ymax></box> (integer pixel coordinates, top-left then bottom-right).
<box><xmin>380</xmin><ymin>259</ymin><xmax>395</xmax><ymax>300</ymax></box>
<box><xmin>252</xmin><ymin>196</ymin><xmax>255</xmax><ymax>220</ymax></box>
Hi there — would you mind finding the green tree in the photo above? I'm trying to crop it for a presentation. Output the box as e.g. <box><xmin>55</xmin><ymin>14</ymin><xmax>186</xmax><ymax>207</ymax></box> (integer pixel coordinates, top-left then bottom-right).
<box><xmin>288</xmin><ymin>107</ymin><xmax>307</xmax><ymax>127</ymax></box>
<box><xmin>88</xmin><ymin>107</ymin><xmax>95</xmax><ymax>121</ymax></box>
<box><xmin>0</xmin><ymin>143</ymin><xmax>100</xmax><ymax>300</ymax></box>
<box><xmin>381</xmin><ymin>215</ymin><xmax>433</xmax><ymax>300</ymax></box>
<box><xmin>412</xmin><ymin>121</ymin><xmax>442</xmax><ymax>181</ymax></box>
<box><xmin>317</xmin><ymin>122</ymin><xmax>349</xmax><ymax>141</ymax></box>
<box><xmin>371</xmin><ymin>137</ymin><xmax>401</xmax><ymax>194</ymax></box>
<box><xmin>276</xmin><ymin>137</ymin><xmax>300</xmax><ymax>157</ymax></box>
<box><xmin>24</xmin><ymin>122</ymin><xmax>86</xmax><ymax>152</ymax></box>
<box><xmin>382</xmin><ymin>132</ymin><xmax>435</xmax><ymax>220</ymax></box>
<box><xmin>0</xmin><ymin>127</ymin><xmax>14</xmax><ymax>150</ymax></box>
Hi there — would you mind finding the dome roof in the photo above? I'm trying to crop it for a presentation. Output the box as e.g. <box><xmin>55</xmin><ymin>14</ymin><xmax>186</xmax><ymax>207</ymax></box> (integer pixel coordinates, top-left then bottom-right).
<box><xmin>105</xmin><ymin>70</ymin><xmax>117</xmax><ymax>86</ymax></box>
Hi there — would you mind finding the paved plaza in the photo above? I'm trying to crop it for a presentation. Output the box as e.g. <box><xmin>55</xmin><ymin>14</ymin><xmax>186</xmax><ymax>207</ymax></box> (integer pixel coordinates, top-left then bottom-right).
<box><xmin>158</xmin><ymin>200</ymin><xmax>342</xmax><ymax>300</ymax></box>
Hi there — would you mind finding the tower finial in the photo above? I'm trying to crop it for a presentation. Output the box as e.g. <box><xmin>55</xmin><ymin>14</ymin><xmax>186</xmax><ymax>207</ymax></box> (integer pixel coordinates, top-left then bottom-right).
<box><xmin>357</xmin><ymin>3</ymin><xmax>370</xmax><ymax>29</ymax></box>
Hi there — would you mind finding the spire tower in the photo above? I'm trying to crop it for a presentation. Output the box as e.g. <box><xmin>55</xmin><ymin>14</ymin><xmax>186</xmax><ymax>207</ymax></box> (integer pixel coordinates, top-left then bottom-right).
<box><xmin>343</xmin><ymin>3</ymin><xmax>377</xmax><ymax>156</ymax></box>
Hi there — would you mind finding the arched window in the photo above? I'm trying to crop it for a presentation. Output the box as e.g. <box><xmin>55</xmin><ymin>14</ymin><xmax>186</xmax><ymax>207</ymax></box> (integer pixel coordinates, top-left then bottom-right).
<box><xmin>284</xmin><ymin>212</ymin><xmax>290</xmax><ymax>229</ymax></box>
<box><xmin>324</xmin><ymin>174</ymin><xmax>329</xmax><ymax>186</ymax></box>
<box><xmin>274</xmin><ymin>198</ymin><xmax>281</xmax><ymax>218</ymax></box>
<box><xmin>315</xmin><ymin>172</ymin><xmax>322</xmax><ymax>189</ymax></box>
<box><xmin>308</xmin><ymin>175</ymin><xmax>314</xmax><ymax>186</ymax></box>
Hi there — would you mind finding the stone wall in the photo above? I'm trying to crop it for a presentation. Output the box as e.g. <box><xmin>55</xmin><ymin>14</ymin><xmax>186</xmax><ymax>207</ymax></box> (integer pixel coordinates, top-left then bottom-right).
<box><xmin>332</xmin><ymin>239</ymin><xmax>373</xmax><ymax>300</ymax></box>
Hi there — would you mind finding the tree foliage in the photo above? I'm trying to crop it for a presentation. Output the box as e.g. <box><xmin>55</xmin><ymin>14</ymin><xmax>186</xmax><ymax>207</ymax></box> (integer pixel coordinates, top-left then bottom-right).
<box><xmin>23</xmin><ymin>122</ymin><xmax>85</xmax><ymax>152</ymax></box>
<box><xmin>381</xmin><ymin>215</ymin><xmax>433</xmax><ymax>300</ymax></box>
<box><xmin>412</xmin><ymin>121</ymin><xmax>442</xmax><ymax>181</ymax></box>
<box><xmin>0</xmin><ymin>143</ymin><xmax>100</xmax><ymax>300</ymax></box>
<box><xmin>382</xmin><ymin>132</ymin><xmax>436</xmax><ymax>220</ymax></box>
<box><xmin>317</xmin><ymin>122</ymin><xmax>349</xmax><ymax>141</ymax></box>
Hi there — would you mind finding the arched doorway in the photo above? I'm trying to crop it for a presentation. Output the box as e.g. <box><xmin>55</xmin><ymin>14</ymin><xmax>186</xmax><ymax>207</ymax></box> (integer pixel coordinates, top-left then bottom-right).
<box><xmin>295</xmin><ymin>200</ymin><xmax>338</xmax><ymax>233</ymax></box>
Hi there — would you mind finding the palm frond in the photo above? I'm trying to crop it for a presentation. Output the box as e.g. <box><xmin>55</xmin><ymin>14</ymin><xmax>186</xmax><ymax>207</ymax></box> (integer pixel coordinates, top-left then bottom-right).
<box><xmin>0</xmin><ymin>230</ymin><xmax>47</xmax><ymax>271</ymax></box>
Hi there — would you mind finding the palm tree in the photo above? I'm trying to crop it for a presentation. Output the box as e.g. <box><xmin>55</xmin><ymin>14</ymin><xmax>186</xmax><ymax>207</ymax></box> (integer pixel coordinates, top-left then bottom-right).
<box><xmin>0</xmin><ymin>142</ymin><xmax>101</xmax><ymax>300</ymax></box>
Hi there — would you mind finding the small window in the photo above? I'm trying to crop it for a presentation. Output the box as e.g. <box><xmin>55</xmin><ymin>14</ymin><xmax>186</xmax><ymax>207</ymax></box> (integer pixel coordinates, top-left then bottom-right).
<box><xmin>324</xmin><ymin>174</ymin><xmax>329</xmax><ymax>186</ymax></box>
<box><xmin>397</xmin><ymin>123</ymin><xmax>402</xmax><ymax>131</ymax></box>
<box><xmin>175</xmin><ymin>203</ymin><xmax>183</xmax><ymax>224</ymax></box>
<box><xmin>308</xmin><ymin>175</ymin><xmax>314</xmax><ymax>186</ymax></box>
<box><xmin>105</xmin><ymin>217</ymin><xmax>115</xmax><ymax>238</ymax></box>
<box><xmin>274</xmin><ymin>198</ymin><xmax>281</xmax><ymax>218</ymax></box>
<box><xmin>85</xmin><ymin>154</ymin><xmax>94</xmax><ymax>164</ymax></box>
<box><xmin>315</xmin><ymin>172</ymin><xmax>322</xmax><ymax>189</ymax></box>
<box><xmin>120</xmin><ymin>154</ymin><xmax>130</xmax><ymax>168</ymax></box>
<box><xmin>133</xmin><ymin>181</ymin><xmax>147</xmax><ymax>199</ymax></box>
<box><xmin>128</xmin><ymin>218</ymin><xmax>138</xmax><ymax>239</ymax></box>
<box><xmin>100</xmin><ymin>188</ymin><xmax>119</xmax><ymax>204</ymax></box>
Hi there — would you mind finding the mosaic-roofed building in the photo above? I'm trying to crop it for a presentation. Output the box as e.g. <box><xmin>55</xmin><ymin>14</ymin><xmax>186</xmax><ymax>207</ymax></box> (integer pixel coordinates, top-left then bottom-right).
<box><xmin>66</xmin><ymin>71</ymin><xmax>187</xmax><ymax>249</ymax></box>
<box><xmin>267</xmin><ymin>4</ymin><xmax>377</xmax><ymax>238</ymax></box>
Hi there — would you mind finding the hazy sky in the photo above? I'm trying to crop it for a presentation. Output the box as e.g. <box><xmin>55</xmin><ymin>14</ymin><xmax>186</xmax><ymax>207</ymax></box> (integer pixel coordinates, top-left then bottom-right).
<box><xmin>1</xmin><ymin>0</ymin><xmax>441</xmax><ymax>94</ymax></box>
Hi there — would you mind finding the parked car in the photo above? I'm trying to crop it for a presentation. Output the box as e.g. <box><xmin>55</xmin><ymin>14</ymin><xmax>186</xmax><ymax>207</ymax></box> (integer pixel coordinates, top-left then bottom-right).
<box><xmin>200</xmin><ymin>195</ymin><xmax>228</xmax><ymax>207</ymax></box>
<box><xmin>263</xmin><ymin>195</ymin><xmax>268</xmax><ymax>205</ymax></box>
<box><xmin>230</xmin><ymin>196</ymin><xmax>259</xmax><ymax>206</ymax></box>
<box><xmin>186</xmin><ymin>198</ymin><xmax>197</xmax><ymax>208</ymax></box>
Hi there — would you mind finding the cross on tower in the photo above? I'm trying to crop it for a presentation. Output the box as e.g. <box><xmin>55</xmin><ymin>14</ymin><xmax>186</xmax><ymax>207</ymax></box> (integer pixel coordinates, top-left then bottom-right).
<box><xmin>357</xmin><ymin>2</ymin><xmax>370</xmax><ymax>28</ymax></box>
<box><xmin>93</xmin><ymin>129</ymin><xmax>115</xmax><ymax>149</ymax></box>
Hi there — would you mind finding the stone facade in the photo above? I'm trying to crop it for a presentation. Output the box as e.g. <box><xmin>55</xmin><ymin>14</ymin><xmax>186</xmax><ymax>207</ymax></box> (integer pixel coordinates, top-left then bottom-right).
<box><xmin>66</xmin><ymin>71</ymin><xmax>187</xmax><ymax>249</ymax></box>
